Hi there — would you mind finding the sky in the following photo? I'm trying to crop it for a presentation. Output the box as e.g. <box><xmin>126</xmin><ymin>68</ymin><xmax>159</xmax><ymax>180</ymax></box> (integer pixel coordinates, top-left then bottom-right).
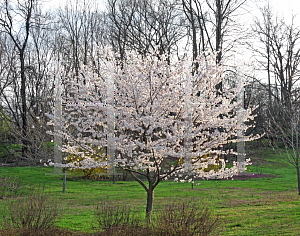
<box><xmin>42</xmin><ymin>0</ymin><xmax>300</xmax><ymax>19</ymax></box>
<box><xmin>40</xmin><ymin>0</ymin><xmax>300</xmax><ymax>36</ymax></box>
<box><xmin>39</xmin><ymin>0</ymin><xmax>300</xmax><ymax>84</ymax></box>
<box><xmin>241</xmin><ymin>0</ymin><xmax>300</xmax><ymax>83</ymax></box>
<box><xmin>250</xmin><ymin>0</ymin><xmax>300</xmax><ymax>26</ymax></box>
<box><xmin>266</xmin><ymin>0</ymin><xmax>300</xmax><ymax>19</ymax></box>
<box><xmin>41</xmin><ymin>0</ymin><xmax>106</xmax><ymax>11</ymax></box>
<box><xmin>41</xmin><ymin>0</ymin><xmax>300</xmax><ymax>44</ymax></box>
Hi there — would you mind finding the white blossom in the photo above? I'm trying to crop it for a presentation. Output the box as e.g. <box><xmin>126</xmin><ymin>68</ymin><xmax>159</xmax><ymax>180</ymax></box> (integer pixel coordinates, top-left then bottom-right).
<box><xmin>45</xmin><ymin>48</ymin><xmax>258</xmax><ymax>184</ymax></box>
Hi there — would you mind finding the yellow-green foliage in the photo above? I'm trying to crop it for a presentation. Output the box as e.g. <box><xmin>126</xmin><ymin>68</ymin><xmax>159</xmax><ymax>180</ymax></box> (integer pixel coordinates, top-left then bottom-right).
<box><xmin>200</xmin><ymin>153</ymin><xmax>223</xmax><ymax>172</ymax></box>
<box><xmin>0</xmin><ymin>108</ymin><xmax>11</xmax><ymax>141</ymax></box>
<box><xmin>177</xmin><ymin>153</ymin><xmax>223</xmax><ymax>173</ymax></box>
<box><xmin>65</xmin><ymin>145</ymin><xmax>108</xmax><ymax>179</ymax></box>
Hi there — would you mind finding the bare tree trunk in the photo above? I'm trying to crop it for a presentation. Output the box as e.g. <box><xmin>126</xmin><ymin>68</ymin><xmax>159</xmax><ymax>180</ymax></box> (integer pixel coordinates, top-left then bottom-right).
<box><xmin>266</xmin><ymin>10</ymin><xmax>272</xmax><ymax>118</ymax></box>
<box><xmin>215</xmin><ymin>0</ymin><xmax>222</xmax><ymax>94</ymax></box>
<box><xmin>215</xmin><ymin>0</ymin><xmax>222</xmax><ymax>65</ymax></box>
<box><xmin>0</xmin><ymin>0</ymin><xmax>36</xmax><ymax>159</ymax></box>
<box><xmin>267</xmin><ymin>30</ymin><xmax>271</xmax><ymax>109</ymax></box>
<box><xmin>182</xmin><ymin>0</ymin><xmax>198</xmax><ymax>61</ymax></box>
<box><xmin>63</xmin><ymin>168</ymin><xmax>66</xmax><ymax>194</ymax></box>
<box><xmin>146</xmin><ymin>187</ymin><xmax>154</xmax><ymax>224</ymax></box>
<box><xmin>191</xmin><ymin>176</ymin><xmax>194</xmax><ymax>189</ymax></box>
<box><xmin>126</xmin><ymin>168</ymin><xmax>157</xmax><ymax>224</ymax></box>
<box><xmin>20</xmin><ymin>51</ymin><xmax>28</xmax><ymax>158</ymax></box>
<box><xmin>297</xmin><ymin>165</ymin><xmax>300</xmax><ymax>195</ymax></box>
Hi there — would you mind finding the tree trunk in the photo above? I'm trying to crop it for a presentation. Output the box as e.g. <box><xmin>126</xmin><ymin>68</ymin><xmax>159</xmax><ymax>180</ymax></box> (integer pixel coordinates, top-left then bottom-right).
<box><xmin>215</xmin><ymin>0</ymin><xmax>222</xmax><ymax>93</ymax></box>
<box><xmin>63</xmin><ymin>168</ymin><xmax>66</xmax><ymax>194</ymax></box>
<box><xmin>20</xmin><ymin>51</ymin><xmax>28</xmax><ymax>158</ymax></box>
<box><xmin>146</xmin><ymin>187</ymin><xmax>154</xmax><ymax>224</ymax></box>
<box><xmin>215</xmin><ymin>0</ymin><xmax>222</xmax><ymax>64</ymax></box>
<box><xmin>191</xmin><ymin>12</ymin><xmax>197</xmax><ymax>61</ymax></box>
<box><xmin>127</xmin><ymin>169</ymin><xmax>156</xmax><ymax>224</ymax></box>
<box><xmin>191</xmin><ymin>175</ymin><xmax>194</xmax><ymax>189</ymax></box>
<box><xmin>297</xmin><ymin>165</ymin><xmax>300</xmax><ymax>195</ymax></box>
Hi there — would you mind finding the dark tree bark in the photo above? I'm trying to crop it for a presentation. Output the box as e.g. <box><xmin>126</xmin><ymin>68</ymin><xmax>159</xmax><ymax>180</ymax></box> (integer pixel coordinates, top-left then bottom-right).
<box><xmin>266</xmin><ymin>103</ymin><xmax>300</xmax><ymax>196</ymax></box>
<box><xmin>182</xmin><ymin>0</ymin><xmax>198</xmax><ymax>61</ymax></box>
<box><xmin>182</xmin><ymin>0</ymin><xmax>247</xmax><ymax>93</ymax></box>
<box><xmin>107</xmin><ymin>0</ymin><xmax>185</xmax><ymax>62</ymax></box>
<box><xmin>146</xmin><ymin>186</ymin><xmax>154</xmax><ymax>223</ymax></box>
<box><xmin>119</xmin><ymin>164</ymin><xmax>162</xmax><ymax>224</ymax></box>
<box><xmin>251</xmin><ymin>6</ymin><xmax>300</xmax><ymax>143</ymax></box>
<box><xmin>63</xmin><ymin>168</ymin><xmax>67</xmax><ymax>194</ymax></box>
<box><xmin>297</xmin><ymin>165</ymin><xmax>300</xmax><ymax>195</ymax></box>
<box><xmin>0</xmin><ymin>0</ymin><xmax>36</xmax><ymax>158</ymax></box>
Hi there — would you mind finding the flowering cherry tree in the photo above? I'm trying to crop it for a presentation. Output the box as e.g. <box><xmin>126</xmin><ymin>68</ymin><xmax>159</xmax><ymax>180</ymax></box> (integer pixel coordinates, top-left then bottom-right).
<box><xmin>46</xmin><ymin>49</ymin><xmax>260</xmax><ymax>222</ymax></box>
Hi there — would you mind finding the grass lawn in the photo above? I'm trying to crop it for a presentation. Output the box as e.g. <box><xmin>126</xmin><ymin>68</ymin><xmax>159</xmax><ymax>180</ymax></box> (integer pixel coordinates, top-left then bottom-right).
<box><xmin>0</xmin><ymin>142</ymin><xmax>300</xmax><ymax>235</ymax></box>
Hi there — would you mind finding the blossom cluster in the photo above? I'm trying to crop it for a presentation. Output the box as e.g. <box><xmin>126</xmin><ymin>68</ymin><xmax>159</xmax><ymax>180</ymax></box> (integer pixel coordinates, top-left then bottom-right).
<box><xmin>46</xmin><ymin>48</ymin><xmax>260</xmax><ymax>181</ymax></box>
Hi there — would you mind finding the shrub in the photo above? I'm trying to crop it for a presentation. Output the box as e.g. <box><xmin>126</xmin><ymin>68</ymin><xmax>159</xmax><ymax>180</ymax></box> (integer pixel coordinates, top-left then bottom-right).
<box><xmin>94</xmin><ymin>200</ymin><xmax>139</xmax><ymax>230</ymax></box>
<box><xmin>94</xmin><ymin>225</ymin><xmax>152</xmax><ymax>236</ymax></box>
<box><xmin>94</xmin><ymin>199</ymin><xmax>222</xmax><ymax>236</ymax></box>
<box><xmin>0</xmin><ymin>175</ymin><xmax>23</xmax><ymax>199</ymax></box>
<box><xmin>152</xmin><ymin>199</ymin><xmax>222</xmax><ymax>236</ymax></box>
<box><xmin>0</xmin><ymin>227</ymin><xmax>89</xmax><ymax>236</ymax></box>
<box><xmin>2</xmin><ymin>188</ymin><xmax>60</xmax><ymax>230</ymax></box>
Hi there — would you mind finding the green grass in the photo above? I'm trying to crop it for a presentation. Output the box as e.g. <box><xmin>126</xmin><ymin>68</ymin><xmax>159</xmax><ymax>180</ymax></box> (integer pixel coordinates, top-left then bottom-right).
<box><xmin>0</xmin><ymin>142</ymin><xmax>300</xmax><ymax>235</ymax></box>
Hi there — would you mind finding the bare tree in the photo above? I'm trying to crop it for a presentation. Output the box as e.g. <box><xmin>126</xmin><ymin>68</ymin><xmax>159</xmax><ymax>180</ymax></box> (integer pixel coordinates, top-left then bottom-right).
<box><xmin>251</xmin><ymin>6</ymin><xmax>300</xmax><ymax>115</ymax></box>
<box><xmin>182</xmin><ymin>0</ymin><xmax>247</xmax><ymax>62</ymax></box>
<box><xmin>247</xmin><ymin>4</ymin><xmax>300</xmax><ymax>195</ymax></box>
<box><xmin>182</xmin><ymin>0</ymin><xmax>247</xmax><ymax>93</ymax></box>
<box><xmin>243</xmin><ymin>78</ymin><xmax>268</xmax><ymax>139</ymax></box>
<box><xmin>54</xmin><ymin>0</ymin><xmax>103</xmax><ymax>75</ymax></box>
<box><xmin>0</xmin><ymin>0</ymin><xmax>38</xmax><ymax>157</ymax></box>
<box><xmin>0</xmin><ymin>34</ymin><xmax>17</xmax><ymax>114</ymax></box>
<box><xmin>267</xmin><ymin>102</ymin><xmax>300</xmax><ymax>195</ymax></box>
<box><xmin>107</xmin><ymin>0</ymin><xmax>185</xmax><ymax>63</ymax></box>
<box><xmin>0</xmin><ymin>1</ymin><xmax>56</xmax><ymax>164</ymax></box>
<box><xmin>56</xmin><ymin>0</ymin><xmax>83</xmax><ymax>76</ymax></box>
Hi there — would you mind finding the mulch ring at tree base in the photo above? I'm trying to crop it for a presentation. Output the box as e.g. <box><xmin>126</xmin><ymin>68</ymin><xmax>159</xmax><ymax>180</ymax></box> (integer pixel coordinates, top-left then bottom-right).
<box><xmin>218</xmin><ymin>173</ymin><xmax>277</xmax><ymax>181</ymax></box>
<box><xmin>228</xmin><ymin>173</ymin><xmax>277</xmax><ymax>180</ymax></box>
<box><xmin>194</xmin><ymin>173</ymin><xmax>277</xmax><ymax>181</ymax></box>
